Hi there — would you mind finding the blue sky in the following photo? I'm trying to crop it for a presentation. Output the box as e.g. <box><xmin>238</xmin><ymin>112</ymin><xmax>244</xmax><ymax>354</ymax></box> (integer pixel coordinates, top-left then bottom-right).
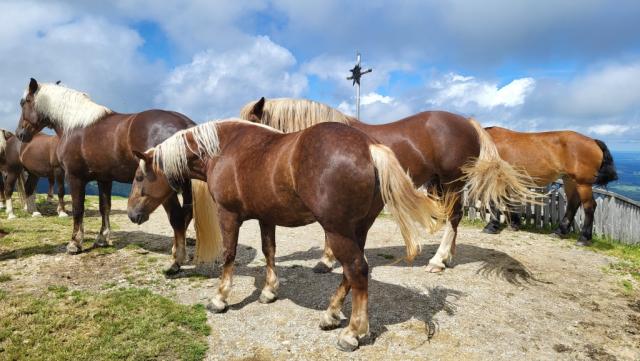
<box><xmin>1</xmin><ymin>0</ymin><xmax>640</xmax><ymax>150</ymax></box>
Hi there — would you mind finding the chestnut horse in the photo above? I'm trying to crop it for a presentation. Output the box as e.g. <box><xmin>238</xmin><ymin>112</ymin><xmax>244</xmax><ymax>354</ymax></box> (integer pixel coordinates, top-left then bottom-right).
<box><xmin>481</xmin><ymin>127</ymin><xmax>618</xmax><ymax>246</ymax></box>
<box><xmin>15</xmin><ymin>78</ymin><xmax>213</xmax><ymax>273</ymax></box>
<box><xmin>127</xmin><ymin>119</ymin><xmax>448</xmax><ymax>351</ymax></box>
<box><xmin>0</xmin><ymin>129</ymin><xmax>66</xmax><ymax>218</ymax></box>
<box><xmin>240</xmin><ymin>97</ymin><xmax>539</xmax><ymax>272</ymax></box>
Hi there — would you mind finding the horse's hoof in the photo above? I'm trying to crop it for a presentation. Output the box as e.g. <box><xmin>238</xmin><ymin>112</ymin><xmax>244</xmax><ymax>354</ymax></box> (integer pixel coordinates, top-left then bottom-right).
<box><xmin>32</xmin><ymin>211</ymin><xmax>42</xmax><ymax>218</ymax></box>
<box><xmin>553</xmin><ymin>228</ymin><xmax>569</xmax><ymax>239</ymax></box>
<box><xmin>312</xmin><ymin>262</ymin><xmax>333</xmax><ymax>274</ymax></box>
<box><xmin>319</xmin><ymin>312</ymin><xmax>341</xmax><ymax>330</ymax></box>
<box><xmin>426</xmin><ymin>263</ymin><xmax>445</xmax><ymax>273</ymax></box>
<box><xmin>93</xmin><ymin>239</ymin><xmax>110</xmax><ymax>248</ymax></box>
<box><xmin>482</xmin><ymin>225</ymin><xmax>501</xmax><ymax>234</ymax></box>
<box><xmin>443</xmin><ymin>259</ymin><xmax>454</xmax><ymax>268</ymax></box>
<box><xmin>58</xmin><ymin>211</ymin><xmax>69</xmax><ymax>218</ymax></box>
<box><xmin>67</xmin><ymin>243</ymin><xmax>82</xmax><ymax>255</ymax></box>
<box><xmin>206</xmin><ymin>299</ymin><xmax>228</xmax><ymax>314</ymax></box>
<box><xmin>336</xmin><ymin>333</ymin><xmax>359</xmax><ymax>352</ymax></box>
<box><xmin>164</xmin><ymin>263</ymin><xmax>181</xmax><ymax>276</ymax></box>
<box><xmin>7</xmin><ymin>214</ymin><xmax>16</xmax><ymax>220</ymax></box>
<box><xmin>510</xmin><ymin>224</ymin><xmax>520</xmax><ymax>231</ymax></box>
<box><xmin>259</xmin><ymin>289</ymin><xmax>277</xmax><ymax>304</ymax></box>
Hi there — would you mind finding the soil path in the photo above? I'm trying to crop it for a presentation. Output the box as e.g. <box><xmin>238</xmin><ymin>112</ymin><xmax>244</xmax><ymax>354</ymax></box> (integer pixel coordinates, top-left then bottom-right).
<box><xmin>2</xmin><ymin>199</ymin><xmax>638</xmax><ymax>360</ymax></box>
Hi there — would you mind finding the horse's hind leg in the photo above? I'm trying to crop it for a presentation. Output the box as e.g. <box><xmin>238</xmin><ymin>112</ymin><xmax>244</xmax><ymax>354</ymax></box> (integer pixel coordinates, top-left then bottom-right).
<box><xmin>482</xmin><ymin>202</ymin><xmax>503</xmax><ymax>234</ymax></box>
<box><xmin>207</xmin><ymin>208</ymin><xmax>240</xmax><ymax>313</ymax></box>
<box><xmin>554</xmin><ymin>178</ymin><xmax>580</xmax><ymax>237</ymax></box>
<box><xmin>162</xmin><ymin>193</ymin><xmax>187</xmax><ymax>275</ymax></box>
<box><xmin>94</xmin><ymin>181</ymin><xmax>112</xmax><ymax>247</ymax></box>
<box><xmin>47</xmin><ymin>175</ymin><xmax>54</xmax><ymax>202</ymax></box>
<box><xmin>575</xmin><ymin>184</ymin><xmax>597</xmax><ymax>246</ymax></box>
<box><xmin>312</xmin><ymin>235</ymin><xmax>336</xmax><ymax>274</ymax></box>
<box><xmin>0</xmin><ymin>175</ymin><xmax>5</xmax><ymax>209</ymax></box>
<box><xmin>55</xmin><ymin>168</ymin><xmax>67</xmax><ymax>217</ymax></box>
<box><xmin>427</xmin><ymin>196</ymin><xmax>463</xmax><ymax>273</ymax></box>
<box><xmin>24</xmin><ymin>173</ymin><xmax>40</xmax><ymax>217</ymax></box>
<box><xmin>3</xmin><ymin>172</ymin><xmax>17</xmax><ymax>219</ymax></box>
<box><xmin>67</xmin><ymin>175</ymin><xmax>87</xmax><ymax>254</ymax></box>
<box><xmin>324</xmin><ymin>231</ymin><xmax>369</xmax><ymax>351</ymax></box>
<box><xmin>258</xmin><ymin>221</ymin><xmax>279</xmax><ymax>303</ymax></box>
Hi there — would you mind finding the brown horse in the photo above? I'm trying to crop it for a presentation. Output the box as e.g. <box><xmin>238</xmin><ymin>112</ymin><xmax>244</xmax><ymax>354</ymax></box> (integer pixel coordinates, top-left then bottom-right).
<box><xmin>0</xmin><ymin>129</ymin><xmax>66</xmax><ymax>218</ymax></box>
<box><xmin>240</xmin><ymin>97</ymin><xmax>539</xmax><ymax>272</ymax></box>
<box><xmin>127</xmin><ymin>119</ymin><xmax>448</xmax><ymax>351</ymax></box>
<box><xmin>15</xmin><ymin>78</ymin><xmax>213</xmax><ymax>273</ymax></box>
<box><xmin>481</xmin><ymin>127</ymin><xmax>618</xmax><ymax>245</ymax></box>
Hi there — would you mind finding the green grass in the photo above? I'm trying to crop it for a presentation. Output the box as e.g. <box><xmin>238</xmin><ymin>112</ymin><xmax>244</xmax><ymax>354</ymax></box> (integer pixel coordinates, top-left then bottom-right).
<box><xmin>0</xmin><ymin>287</ymin><xmax>210</xmax><ymax>361</ymax></box>
<box><xmin>0</xmin><ymin>274</ymin><xmax>11</xmax><ymax>282</ymax></box>
<box><xmin>0</xmin><ymin>195</ymin><xmax>101</xmax><ymax>260</ymax></box>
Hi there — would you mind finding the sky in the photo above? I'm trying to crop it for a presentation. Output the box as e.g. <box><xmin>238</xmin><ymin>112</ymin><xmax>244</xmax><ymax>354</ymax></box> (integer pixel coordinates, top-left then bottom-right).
<box><xmin>1</xmin><ymin>0</ymin><xmax>640</xmax><ymax>150</ymax></box>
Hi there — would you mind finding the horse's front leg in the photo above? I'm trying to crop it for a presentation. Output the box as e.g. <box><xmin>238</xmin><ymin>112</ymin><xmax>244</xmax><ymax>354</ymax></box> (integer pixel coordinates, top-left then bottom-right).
<box><xmin>482</xmin><ymin>202</ymin><xmax>502</xmax><ymax>234</ymax></box>
<box><xmin>47</xmin><ymin>175</ymin><xmax>55</xmax><ymax>202</ymax></box>
<box><xmin>312</xmin><ymin>234</ymin><xmax>336</xmax><ymax>273</ymax></box>
<box><xmin>67</xmin><ymin>176</ymin><xmax>87</xmax><ymax>254</ymax></box>
<box><xmin>258</xmin><ymin>221</ymin><xmax>279</xmax><ymax>303</ymax></box>
<box><xmin>0</xmin><ymin>175</ymin><xmax>5</xmax><ymax>209</ymax></box>
<box><xmin>3</xmin><ymin>172</ymin><xmax>17</xmax><ymax>219</ymax></box>
<box><xmin>24</xmin><ymin>173</ymin><xmax>41</xmax><ymax>217</ymax></box>
<box><xmin>94</xmin><ymin>181</ymin><xmax>112</xmax><ymax>247</ymax></box>
<box><xmin>427</xmin><ymin>198</ymin><xmax>462</xmax><ymax>273</ymax></box>
<box><xmin>206</xmin><ymin>208</ymin><xmax>241</xmax><ymax>313</ymax></box>
<box><xmin>162</xmin><ymin>193</ymin><xmax>187</xmax><ymax>275</ymax></box>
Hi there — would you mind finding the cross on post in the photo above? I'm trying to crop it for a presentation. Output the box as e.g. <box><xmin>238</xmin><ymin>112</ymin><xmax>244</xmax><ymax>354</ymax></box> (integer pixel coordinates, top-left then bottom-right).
<box><xmin>347</xmin><ymin>52</ymin><xmax>372</xmax><ymax>120</ymax></box>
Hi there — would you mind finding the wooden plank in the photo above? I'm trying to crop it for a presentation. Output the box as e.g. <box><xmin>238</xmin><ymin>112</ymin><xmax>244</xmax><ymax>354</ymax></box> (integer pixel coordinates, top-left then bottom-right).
<box><xmin>534</xmin><ymin>202</ymin><xmax>542</xmax><ymax>229</ymax></box>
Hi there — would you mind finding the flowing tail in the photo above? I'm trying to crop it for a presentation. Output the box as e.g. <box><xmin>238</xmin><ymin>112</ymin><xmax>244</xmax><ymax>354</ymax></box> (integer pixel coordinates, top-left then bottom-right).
<box><xmin>593</xmin><ymin>139</ymin><xmax>618</xmax><ymax>186</ymax></box>
<box><xmin>16</xmin><ymin>172</ymin><xmax>30</xmax><ymax>210</ymax></box>
<box><xmin>460</xmin><ymin>119</ymin><xmax>540</xmax><ymax>212</ymax></box>
<box><xmin>369</xmin><ymin>144</ymin><xmax>450</xmax><ymax>262</ymax></box>
<box><xmin>191</xmin><ymin>180</ymin><xmax>223</xmax><ymax>265</ymax></box>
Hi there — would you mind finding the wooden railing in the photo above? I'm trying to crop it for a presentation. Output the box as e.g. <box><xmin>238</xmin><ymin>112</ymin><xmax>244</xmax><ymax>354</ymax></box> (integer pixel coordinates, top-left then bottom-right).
<box><xmin>463</xmin><ymin>181</ymin><xmax>640</xmax><ymax>245</ymax></box>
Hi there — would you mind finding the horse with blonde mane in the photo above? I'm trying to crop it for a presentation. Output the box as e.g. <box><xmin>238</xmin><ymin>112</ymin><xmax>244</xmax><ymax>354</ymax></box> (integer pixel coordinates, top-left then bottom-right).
<box><xmin>482</xmin><ymin>127</ymin><xmax>618</xmax><ymax>245</ymax></box>
<box><xmin>0</xmin><ymin>129</ymin><xmax>66</xmax><ymax>218</ymax></box>
<box><xmin>15</xmin><ymin>78</ymin><xmax>212</xmax><ymax>274</ymax></box>
<box><xmin>127</xmin><ymin>119</ymin><xmax>448</xmax><ymax>351</ymax></box>
<box><xmin>240</xmin><ymin>97</ymin><xmax>539</xmax><ymax>273</ymax></box>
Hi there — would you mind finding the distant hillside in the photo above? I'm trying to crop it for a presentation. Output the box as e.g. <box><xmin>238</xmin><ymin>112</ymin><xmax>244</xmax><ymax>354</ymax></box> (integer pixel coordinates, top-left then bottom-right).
<box><xmin>36</xmin><ymin>180</ymin><xmax>131</xmax><ymax>197</ymax></box>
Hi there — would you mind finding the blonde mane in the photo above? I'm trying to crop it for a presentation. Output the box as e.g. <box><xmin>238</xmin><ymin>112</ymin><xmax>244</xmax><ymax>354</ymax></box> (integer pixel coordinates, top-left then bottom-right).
<box><xmin>24</xmin><ymin>83</ymin><xmax>112</xmax><ymax>134</ymax></box>
<box><xmin>0</xmin><ymin>129</ymin><xmax>9</xmax><ymax>156</ymax></box>
<box><xmin>239</xmin><ymin>98</ymin><xmax>353</xmax><ymax>133</ymax></box>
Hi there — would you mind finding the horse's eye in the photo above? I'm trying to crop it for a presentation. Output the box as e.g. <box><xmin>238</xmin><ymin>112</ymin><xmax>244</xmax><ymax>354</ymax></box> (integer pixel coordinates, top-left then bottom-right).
<box><xmin>136</xmin><ymin>176</ymin><xmax>144</xmax><ymax>182</ymax></box>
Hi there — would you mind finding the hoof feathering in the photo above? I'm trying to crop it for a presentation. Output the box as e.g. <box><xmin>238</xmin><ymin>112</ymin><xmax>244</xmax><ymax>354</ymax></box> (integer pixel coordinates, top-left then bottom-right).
<box><xmin>319</xmin><ymin>313</ymin><xmax>341</xmax><ymax>330</ymax></box>
<box><xmin>67</xmin><ymin>243</ymin><xmax>82</xmax><ymax>255</ymax></box>
<box><xmin>164</xmin><ymin>263</ymin><xmax>181</xmax><ymax>275</ymax></box>
<box><xmin>336</xmin><ymin>333</ymin><xmax>359</xmax><ymax>352</ymax></box>
<box><xmin>206</xmin><ymin>299</ymin><xmax>228</xmax><ymax>314</ymax></box>
<box><xmin>259</xmin><ymin>289</ymin><xmax>277</xmax><ymax>304</ymax></box>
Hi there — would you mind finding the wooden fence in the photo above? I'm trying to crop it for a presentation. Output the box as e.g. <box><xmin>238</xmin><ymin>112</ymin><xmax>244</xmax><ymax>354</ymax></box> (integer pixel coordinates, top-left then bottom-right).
<box><xmin>463</xmin><ymin>181</ymin><xmax>640</xmax><ymax>245</ymax></box>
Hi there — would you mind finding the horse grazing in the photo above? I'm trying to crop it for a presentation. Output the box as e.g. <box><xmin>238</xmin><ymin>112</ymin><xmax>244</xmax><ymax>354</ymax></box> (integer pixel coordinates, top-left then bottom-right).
<box><xmin>0</xmin><ymin>129</ymin><xmax>66</xmax><ymax>218</ymax></box>
<box><xmin>15</xmin><ymin>78</ymin><xmax>212</xmax><ymax>273</ymax></box>
<box><xmin>240</xmin><ymin>97</ymin><xmax>539</xmax><ymax>272</ymax></box>
<box><xmin>481</xmin><ymin>127</ymin><xmax>618</xmax><ymax>245</ymax></box>
<box><xmin>127</xmin><ymin>119</ymin><xmax>448</xmax><ymax>351</ymax></box>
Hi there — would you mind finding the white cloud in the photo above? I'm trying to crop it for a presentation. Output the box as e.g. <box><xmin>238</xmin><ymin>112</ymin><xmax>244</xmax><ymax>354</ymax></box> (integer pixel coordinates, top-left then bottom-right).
<box><xmin>361</xmin><ymin>93</ymin><xmax>394</xmax><ymax>106</ymax></box>
<box><xmin>429</xmin><ymin>73</ymin><xmax>535</xmax><ymax>109</ymax></box>
<box><xmin>155</xmin><ymin>36</ymin><xmax>307</xmax><ymax>120</ymax></box>
<box><xmin>588</xmin><ymin>124</ymin><xmax>632</xmax><ymax>136</ymax></box>
<box><xmin>0</xmin><ymin>1</ymin><xmax>163</xmax><ymax>130</ymax></box>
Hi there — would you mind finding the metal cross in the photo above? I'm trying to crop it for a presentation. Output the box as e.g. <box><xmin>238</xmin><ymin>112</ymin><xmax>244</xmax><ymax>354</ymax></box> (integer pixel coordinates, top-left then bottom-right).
<box><xmin>347</xmin><ymin>52</ymin><xmax>372</xmax><ymax>119</ymax></box>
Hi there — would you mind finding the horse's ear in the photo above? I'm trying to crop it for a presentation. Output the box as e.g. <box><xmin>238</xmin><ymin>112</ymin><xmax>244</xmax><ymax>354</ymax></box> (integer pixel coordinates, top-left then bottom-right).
<box><xmin>55</xmin><ymin>80</ymin><xmax>61</xmax><ymax>85</ymax></box>
<box><xmin>250</xmin><ymin>97</ymin><xmax>266</xmax><ymax>121</ymax></box>
<box><xmin>28</xmin><ymin>78</ymin><xmax>39</xmax><ymax>94</ymax></box>
<box><xmin>132</xmin><ymin>150</ymin><xmax>152</xmax><ymax>164</ymax></box>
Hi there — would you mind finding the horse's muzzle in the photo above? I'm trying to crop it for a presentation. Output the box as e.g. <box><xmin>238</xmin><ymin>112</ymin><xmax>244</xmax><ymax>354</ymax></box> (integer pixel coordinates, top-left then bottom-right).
<box><xmin>128</xmin><ymin>210</ymin><xmax>149</xmax><ymax>225</ymax></box>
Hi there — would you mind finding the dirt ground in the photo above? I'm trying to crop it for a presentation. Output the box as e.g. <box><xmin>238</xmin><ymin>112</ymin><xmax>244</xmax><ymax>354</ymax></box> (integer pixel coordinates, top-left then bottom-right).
<box><xmin>1</xmin><ymin>199</ymin><xmax>639</xmax><ymax>360</ymax></box>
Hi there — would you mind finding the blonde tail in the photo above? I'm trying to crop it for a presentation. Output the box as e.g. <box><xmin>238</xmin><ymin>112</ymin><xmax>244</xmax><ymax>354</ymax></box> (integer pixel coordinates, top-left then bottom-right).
<box><xmin>192</xmin><ymin>180</ymin><xmax>223</xmax><ymax>265</ymax></box>
<box><xmin>461</xmin><ymin>119</ymin><xmax>540</xmax><ymax>211</ymax></box>
<box><xmin>369</xmin><ymin>144</ymin><xmax>448</xmax><ymax>262</ymax></box>
<box><xmin>16</xmin><ymin>172</ymin><xmax>29</xmax><ymax>210</ymax></box>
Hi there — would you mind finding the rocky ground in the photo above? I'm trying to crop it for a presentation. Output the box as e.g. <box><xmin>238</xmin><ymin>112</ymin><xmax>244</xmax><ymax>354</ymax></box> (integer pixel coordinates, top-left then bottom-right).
<box><xmin>1</xmin><ymin>199</ymin><xmax>639</xmax><ymax>360</ymax></box>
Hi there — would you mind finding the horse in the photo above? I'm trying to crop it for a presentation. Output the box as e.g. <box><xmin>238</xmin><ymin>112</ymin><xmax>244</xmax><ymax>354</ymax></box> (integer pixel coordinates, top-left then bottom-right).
<box><xmin>15</xmin><ymin>78</ymin><xmax>214</xmax><ymax>274</ymax></box>
<box><xmin>0</xmin><ymin>129</ymin><xmax>66</xmax><ymax>218</ymax></box>
<box><xmin>240</xmin><ymin>97</ymin><xmax>539</xmax><ymax>273</ymax></box>
<box><xmin>481</xmin><ymin>127</ymin><xmax>618</xmax><ymax>246</ymax></box>
<box><xmin>127</xmin><ymin>119</ymin><xmax>449</xmax><ymax>351</ymax></box>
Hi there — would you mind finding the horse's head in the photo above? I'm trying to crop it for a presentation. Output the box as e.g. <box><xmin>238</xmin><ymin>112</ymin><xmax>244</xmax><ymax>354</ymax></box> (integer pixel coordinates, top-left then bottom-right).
<box><xmin>244</xmin><ymin>97</ymin><xmax>266</xmax><ymax>123</ymax></box>
<box><xmin>16</xmin><ymin>78</ymin><xmax>46</xmax><ymax>142</ymax></box>
<box><xmin>128</xmin><ymin>149</ymin><xmax>174</xmax><ymax>225</ymax></box>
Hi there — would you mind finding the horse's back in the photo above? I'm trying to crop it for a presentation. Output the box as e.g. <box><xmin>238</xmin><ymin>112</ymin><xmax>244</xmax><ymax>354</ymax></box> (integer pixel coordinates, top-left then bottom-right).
<box><xmin>486</xmin><ymin>127</ymin><xmax>603</xmax><ymax>184</ymax></box>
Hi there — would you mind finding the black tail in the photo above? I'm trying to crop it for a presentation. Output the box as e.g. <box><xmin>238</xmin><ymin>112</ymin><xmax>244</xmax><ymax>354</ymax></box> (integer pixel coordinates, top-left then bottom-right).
<box><xmin>594</xmin><ymin>139</ymin><xmax>618</xmax><ymax>186</ymax></box>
